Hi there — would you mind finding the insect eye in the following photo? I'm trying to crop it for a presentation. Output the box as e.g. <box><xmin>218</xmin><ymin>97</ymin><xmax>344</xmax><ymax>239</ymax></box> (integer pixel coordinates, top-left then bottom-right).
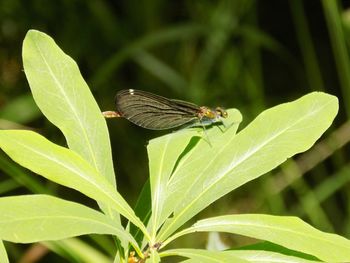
<box><xmin>216</xmin><ymin>107</ymin><xmax>228</xmax><ymax>118</ymax></box>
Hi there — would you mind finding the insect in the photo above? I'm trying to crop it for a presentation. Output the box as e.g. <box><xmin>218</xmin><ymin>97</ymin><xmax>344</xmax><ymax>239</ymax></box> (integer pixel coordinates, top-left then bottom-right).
<box><xmin>103</xmin><ymin>89</ymin><xmax>228</xmax><ymax>131</ymax></box>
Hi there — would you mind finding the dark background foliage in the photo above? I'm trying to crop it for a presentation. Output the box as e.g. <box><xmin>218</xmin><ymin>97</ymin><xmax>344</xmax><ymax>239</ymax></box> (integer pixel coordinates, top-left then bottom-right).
<box><xmin>1</xmin><ymin>0</ymin><xmax>350</xmax><ymax>262</ymax></box>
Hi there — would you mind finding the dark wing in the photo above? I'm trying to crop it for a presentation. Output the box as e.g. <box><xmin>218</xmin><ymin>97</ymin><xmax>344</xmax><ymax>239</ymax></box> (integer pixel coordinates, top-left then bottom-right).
<box><xmin>115</xmin><ymin>89</ymin><xmax>200</xmax><ymax>130</ymax></box>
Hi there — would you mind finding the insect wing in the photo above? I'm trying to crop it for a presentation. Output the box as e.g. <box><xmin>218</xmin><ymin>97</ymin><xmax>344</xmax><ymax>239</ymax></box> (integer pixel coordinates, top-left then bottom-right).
<box><xmin>115</xmin><ymin>89</ymin><xmax>199</xmax><ymax>130</ymax></box>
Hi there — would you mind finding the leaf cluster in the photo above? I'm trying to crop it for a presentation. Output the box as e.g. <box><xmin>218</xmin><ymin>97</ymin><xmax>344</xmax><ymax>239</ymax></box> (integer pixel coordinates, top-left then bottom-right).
<box><xmin>0</xmin><ymin>30</ymin><xmax>348</xmax><ymax>263</ymax></box>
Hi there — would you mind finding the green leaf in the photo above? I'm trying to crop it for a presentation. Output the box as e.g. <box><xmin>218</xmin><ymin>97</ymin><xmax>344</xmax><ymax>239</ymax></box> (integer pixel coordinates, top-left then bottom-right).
<box><xmin>148</xmin><ymin>109</ymin><xmax>242</xmax><ymax>234</ymax></box>
<box><xmin>237</xmin><ymin>241</ymin><xmax>319</xmax><ymax>260</ymax></box>
<box><xmin>130</xmin><ymin>179</ymin><xmax>152</xmax><ymax>247</ymax></box>
<box><xmin>0</xmin><ymin>153</ymin><xmax>51</xmax><ymax>194</ymax></box>
<box><xmin>113</xmin><ymin>252</ymin><xmax>122</xmax><ymax>263</ymax></box>
<box><xmin>180</xmin><ymin>250</ymin><xmax>320</xmax><ymax>263</ymax></box>
<box><xmin>22</xmin><ymin>30</ymin><xmax>116</xmax><ymax>188</ymax></box>
<box><xmin>223</xmin><ymin>250</ymin><xmax>321</xmax><ymax>263</ymax></box>
<box><xmin>0</xmin><ymin>130</ymin><xmax>149</xmax><ymax>240</ymax></box>
<box><xmin>148</xmin><ymin>129</ymin><xmax>199</xmax><ymax>236</ymax></box>
<box><xmin>0</xmin><ymin>194</ymin><xmax>141</xmax><ymax>254</ymax></box>
<box><xmin>0</xmin><ymin>94</ymin><xmax>40</xmax><ymax>124</ymax></box>
<box><xmin>165</xmin><ymin>214</ymin><xmax>350</xmax><ymax>262</ymax></box>
<box><xmin>145</xmin><ymin>250</ymin><xmax>160</xmax><ymax>263</ymax></box>
<box><xmin>160</xmin><ymin>249</ymin><xmax>248</xmax><ymax>263</ymax></box>
<box><xmin>44</xmin><ymin>238</ymin><xmax>113</xmax><ymax>263</ymax></box>
<box><xmin>0</xmin><ymin>240</ymin><xmax>9</xmax><ymax>263</ymax></box>
<box><xmin>158</xmin><ymin>92</ymin><xmax>338</xmax><ymax>240</ymax></box>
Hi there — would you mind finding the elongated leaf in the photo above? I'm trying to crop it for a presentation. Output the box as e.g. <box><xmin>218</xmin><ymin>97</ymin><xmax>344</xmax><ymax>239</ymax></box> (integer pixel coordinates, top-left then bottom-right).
<box><xmin>44</xmin><ymin>238</ymin><xmax>113</xmax><ymax>263</ymax></box>
<box><xmin>0</xmin><ymin>153</ymin><xmax>50</xmax><ymax>194</ymax></box>
<box><xmin>165</xmin><ymin>214</ymin><xmax>350</xmax><ymax>262</ymax></box>
<box><xmin>160</xmin><ymin>249</ymin><xmax>248</xmax><ymax>263</ymax></box>
<box><xmin>148</xmin><ymin>109</ymin><xmax>242</xmax><ymax>232</ymax></box>
<box><xmin>130</xmin><ymin>179</ymin><xmax>151</xmax><ymax>247</ymax></box>
<box><xmin>0</xmin><ymin>240</ymin><xmax>9</xmax><ymax>263</ymax></box>
<box><xmin>0</xmin><ymin>195</ymin><xmax>141</xmax><ymax>254</ymax></box>
<box><xmin>0</xmin><ymin>130</ymin><xmax>149</xmax><ymax>240</ymax></box>
<box><xmin>158</xmin><ymin>92</ymin><xmax>338</xmax><ymax>240</ymax></box>
<box><xmin>180</xmin><ymin>250</ymin><xmax>320</xmax><ymax>263</ymax></box>
<box><xmin>237</xmin><ymin>241</ymin><xmax>319</xmax><ymax>260</ymax></box>
<box><xmin>0</xmin><ymin>94</ymin><xmax>40</xmax><ymax>123</ymax></box>
<box><xmin>148</xmin><ymin>130</ymin><xmax>198</xmax><ymax>235</ymax></box>
<box><xmin>223</xmin><ymin>250</ymin><xmax>320</xmax><ymax>263</ymax></box>
<box><xmin>22</xmin><ymin>30</ymin><xmax>115</xmax><ymax>188</ymax></box>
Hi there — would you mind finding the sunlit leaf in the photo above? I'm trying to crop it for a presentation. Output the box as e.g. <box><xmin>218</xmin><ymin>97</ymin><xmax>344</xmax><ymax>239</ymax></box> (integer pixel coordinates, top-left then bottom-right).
<box><xmin>22</xmin><ymin>30</ymin><xmax>116</xmax><ymax>188</ymax></box>
<box><xmin>236</xmin><ymin>241</ymin><xmax>318</xmax><ymax>260</ymax></box>
<box><xmin>0</xmin><ymin>194</ymin><xmax>141</xmax><ymax>255</ymax></box>
<box><xmin>130</xmin><ymin>179</ymin><xmax>151</xmax><ymax>246</ymax></box>
<box><xmin>223</xmin><ymin>250</ymin><xmax>321</xmax><ymax>263</ymax></box>
<box><xmin>160</xmin><ymin>248</ymin><xmax>248</xmax><ymax>263</ymax></box>
<box><xmin>148</xmin><ymin>129</ymin><xmax>198</xmax><ymax>235</ymax></box>
<box><xmin>180</xmin><ymin>250</ymin><xmax>320</xmax><ymax>263</ymax></box>
<box><xmin>145</xmin><ymin>250</ymin><xmax>160</xmax><ymax>263</ymax></box>
<box><xmin>0</xmin><ymin>130</ymin><xmax>149</xmax><ymax>240</ymax></box>
<box><xmin>149</xmin><ymin>109</ymin><xmax>242</xmax><ymax>232</ymax></box>
<box><xmin>166</xmin><ymin>214</ymin><xmax>350</xmax><ymax>262</ymax></box>
<box><xmin>158</xmin><ymin>92</ymin><xmax>338</xmax><ymax>240</ymax></box>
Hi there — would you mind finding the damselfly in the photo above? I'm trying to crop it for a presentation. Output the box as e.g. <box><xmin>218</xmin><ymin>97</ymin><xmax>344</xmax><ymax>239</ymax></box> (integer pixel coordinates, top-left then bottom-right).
<box><xmin>103</xmin><ymin>89</ymin><xmax>228</xmax><ymax>130</ymax></box>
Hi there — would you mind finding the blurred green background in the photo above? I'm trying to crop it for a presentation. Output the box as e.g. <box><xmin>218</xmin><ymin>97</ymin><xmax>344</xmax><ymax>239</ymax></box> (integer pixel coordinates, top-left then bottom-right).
<box><xmin>1</xmin><ymin>0</ymin><xmax>350</xmax><ymax>262</ymax></box>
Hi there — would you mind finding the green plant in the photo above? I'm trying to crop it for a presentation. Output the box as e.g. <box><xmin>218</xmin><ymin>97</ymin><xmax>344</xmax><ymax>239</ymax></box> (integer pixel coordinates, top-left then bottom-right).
<box><xmin>0</xmin><ymin>29</ymin><xmax>349</xmax><ymax>263</ymax></box>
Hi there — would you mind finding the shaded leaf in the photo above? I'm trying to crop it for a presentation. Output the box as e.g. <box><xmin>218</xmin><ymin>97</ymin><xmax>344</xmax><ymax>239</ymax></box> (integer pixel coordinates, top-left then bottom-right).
<box><xmin>0</xmin><ymin>94</ymin><xmax>40</xmax><ymax>124</ymax></box>
<box><xmin>44</xmin><ymin>238</ymin><xmax>113</xmax><ymax>263</ymax></box>
<box><xmin>0</xmin><ymin>240</ymin><xmax>9</xmax><ymax>263</ymax></box>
